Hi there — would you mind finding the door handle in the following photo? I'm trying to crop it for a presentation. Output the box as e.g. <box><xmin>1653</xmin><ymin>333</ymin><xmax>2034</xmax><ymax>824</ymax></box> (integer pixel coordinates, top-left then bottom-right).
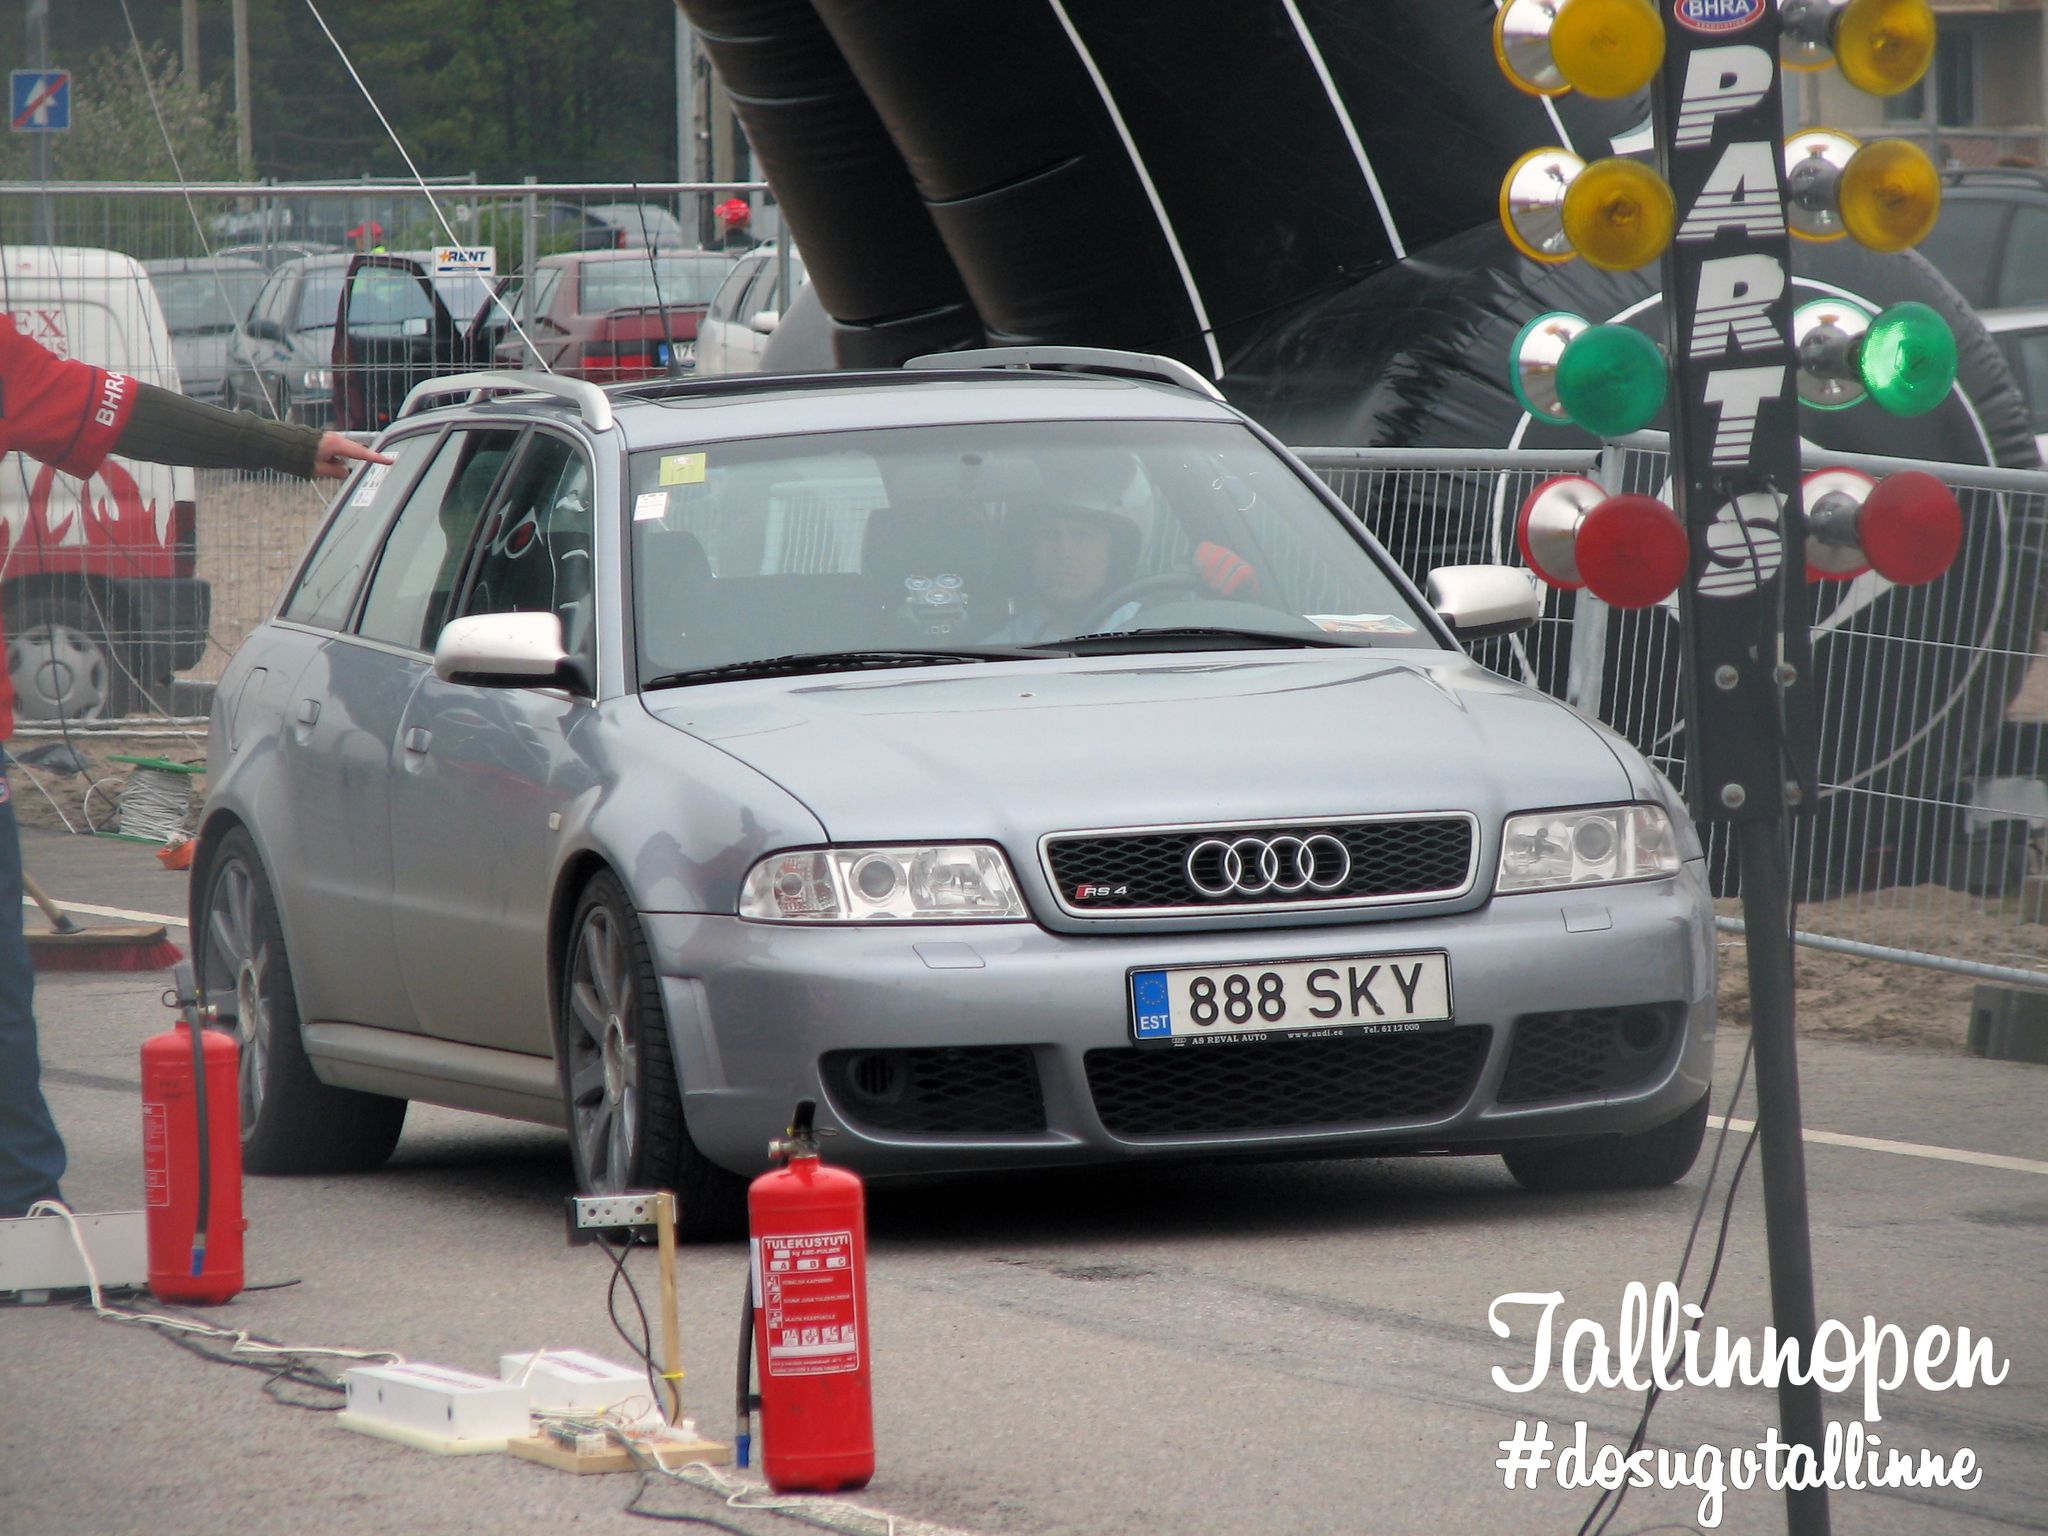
<box><xmin>296</xmin><ymin>698</ymin><xmax>320</xmax><ymax>725</ymax></box>
<box><xmin>403</xmin><ymin>727</ymin><xmax>433</xmax><ymax>753</ymax></box>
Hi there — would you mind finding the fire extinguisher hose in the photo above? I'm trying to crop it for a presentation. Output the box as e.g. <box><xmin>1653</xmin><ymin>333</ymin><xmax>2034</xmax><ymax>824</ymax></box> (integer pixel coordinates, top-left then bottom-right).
<box><xmin>174</xmin><ymin>962</ymin><xmax>212</xmax><ymax>1278</ymax></box>
<box><xmin>735</xmin><ymin>1268</ymin><xmax>756</xmax><ymax>1468</ymax></box>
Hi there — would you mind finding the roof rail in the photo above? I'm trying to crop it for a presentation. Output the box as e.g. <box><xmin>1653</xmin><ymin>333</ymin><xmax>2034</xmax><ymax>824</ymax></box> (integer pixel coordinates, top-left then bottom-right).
<box><xmin>902</xmin><ymin>346</ymin><xmax>1226</xmax><ymax>401</ymax></box>
<box><xmin>397</xmin><ymin>371</ymin><xmax>614</xmax><ymax>433</ymax></box>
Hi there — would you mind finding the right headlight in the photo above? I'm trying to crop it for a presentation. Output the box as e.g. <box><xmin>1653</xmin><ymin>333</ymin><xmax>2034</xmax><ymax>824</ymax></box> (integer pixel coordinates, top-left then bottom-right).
<box><xmin>1496</xmin><ymin>804</ymin><xmax>1681</xmax><ymax>893</ymax></box>
<box><xmin>739</xmin><ymin>844</ymin><xmax>1028</xmax><ymax>922</ymax></box>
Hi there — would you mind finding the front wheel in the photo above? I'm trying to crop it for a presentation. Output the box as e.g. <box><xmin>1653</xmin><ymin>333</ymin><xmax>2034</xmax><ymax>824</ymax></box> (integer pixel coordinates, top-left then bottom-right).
<box><xmin>1502</xmin><ymin>1092</ymin><xmax>1710</xmax><ymax>1193</ymax></box>
<box><xmin>560</xmin><ymin>871</ymin><xmax>747</xmax><ymax>1241</ymax></box>
<box><xmin>197</xmin><ymin>827</ymin><xmax>407</xmax><ymax>1174</ymax></box>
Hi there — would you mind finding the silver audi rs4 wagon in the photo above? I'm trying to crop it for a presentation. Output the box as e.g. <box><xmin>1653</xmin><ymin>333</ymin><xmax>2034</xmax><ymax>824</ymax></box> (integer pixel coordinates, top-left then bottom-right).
<box><xmin>196</xmin><ymin>348</ymin><xmax>1715</xmax><ymax>1237</ymax></box>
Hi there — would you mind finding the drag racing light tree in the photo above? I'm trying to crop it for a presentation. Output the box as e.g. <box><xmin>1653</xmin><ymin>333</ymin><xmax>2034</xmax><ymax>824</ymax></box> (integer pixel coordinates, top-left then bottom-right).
<box><xmin>1490</xmin><ymin>5</ymin><xmax>1963</xmax><ymax>1536</ymax></box>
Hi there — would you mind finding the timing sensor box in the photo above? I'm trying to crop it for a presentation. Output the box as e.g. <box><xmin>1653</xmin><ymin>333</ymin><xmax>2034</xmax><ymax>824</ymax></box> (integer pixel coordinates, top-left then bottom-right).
<box><xmin>341</xmin><ymin>1362</ymin><xmax>531</xmax><ymax>1449</ymax></box>
<box><xmin>499</xmin><ymin>1349</ymin><xmax>650</xmax><ymax>1414</ymax></box>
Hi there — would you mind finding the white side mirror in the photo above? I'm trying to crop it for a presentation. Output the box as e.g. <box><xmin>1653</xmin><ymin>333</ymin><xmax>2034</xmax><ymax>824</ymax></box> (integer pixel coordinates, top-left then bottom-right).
<box><xmin>1425</xmin><ymin>565</ymin><xmax>1542</xmax><ymax>641</ymax></box>
<box><xmin>748</xmin><ymin>309</ymin><xmax>780</xmax><ymax>335</ymax></box>
<box><xmin>434</xmin><ymin>611</ymin><xmax>584</xmax><ymax>691</ymax></box>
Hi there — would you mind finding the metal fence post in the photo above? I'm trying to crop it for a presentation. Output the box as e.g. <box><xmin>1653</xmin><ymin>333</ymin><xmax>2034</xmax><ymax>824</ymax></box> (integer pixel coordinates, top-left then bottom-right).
<box><xmin>521</xmin><ymin>175</ymin><xmax>538</xmax><ymax>366</ymax></box>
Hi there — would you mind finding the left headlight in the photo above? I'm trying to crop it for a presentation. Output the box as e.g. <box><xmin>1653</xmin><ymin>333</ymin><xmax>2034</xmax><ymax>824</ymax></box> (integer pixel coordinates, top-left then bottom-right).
<box><xmin>300</xmin><ymin>368</ymin><xmax>333</xmax><ymax>391</ymax></box>
<box><xmin>739</xmin><ymin>845</ymin><xmax>1029</xmax><ymax>922</ymax></box>
<box><xmin>1496</xmin><ymin>804</ymin><xmax>1681</xmax><ymax>893</ymax></box>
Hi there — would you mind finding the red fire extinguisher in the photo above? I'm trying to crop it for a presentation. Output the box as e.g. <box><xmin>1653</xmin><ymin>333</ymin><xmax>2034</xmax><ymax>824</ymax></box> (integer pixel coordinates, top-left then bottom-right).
<box><xmin>740</xmin><ymin>1100</ymin><xmax>873</xmax><ymax>1493</ymax></box>
<box><xmin>141</xmin><ymin>963</ymin><xmax>244</xmax><ymax>1305</ymax></box>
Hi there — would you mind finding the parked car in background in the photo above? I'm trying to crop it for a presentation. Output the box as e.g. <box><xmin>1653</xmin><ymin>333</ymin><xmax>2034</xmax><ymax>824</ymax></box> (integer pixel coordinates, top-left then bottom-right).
<box><xmin>196</xmin><ymin>348</ymin><xmax>1713</xmax><ymax>1239</ymax></box>
<box><xmin>1979</xmin><ymin>307</ymin><xmax>2048</xmax><ymax>461</ymax></box>
<box><xmin>528</xmin><ymin>202</ymin><xmax>625</xmax><ymax>254</ymax></box>
<box><xmin>693</xmin><ymin>244</ymin><xmax>805</xmax><ymax>375</ymax></box>
<box><xmin>225</xmin><ymin>253</ymin><xmax>351</xmax><ymax>427</ymax></box>
<box><xmin>213</xmin><ymin>240</ymin><xmax>343</xmax><ymax>272</ymax></box>
<box><xmin>492</xmin><ymin>249</ymin><xmax>734</xmax><ymax>381</ymax></box>
<box><xmin>0</xmin><ymin>247</ymin><xmax>208</xmax><ymax>718</ymax></box>
<box><xmin>330</xmin><ymin>251</ymin><xmax>510</xmax><ymax>432</ymax></box>
<box><xmin>1917</xmin><ymin>167</ymin><xmax>2048</xmax><ymax>313</ymax></box>
<box><xmin>145</xmin><ymin>257</ymin><xmax>269</xmax><ymax>405</ymax></box>
<box><xmin>584</xmin><ymin>204</ymin><xmax>689</xmax><ymax>249</ymax></box>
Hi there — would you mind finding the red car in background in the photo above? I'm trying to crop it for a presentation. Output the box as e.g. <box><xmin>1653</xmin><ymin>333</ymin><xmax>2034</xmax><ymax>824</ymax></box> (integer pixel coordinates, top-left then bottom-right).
<box><xmin>493</xmin><ymin>249</ymin><xmax>736</xmax><ymax>382</ymax></box>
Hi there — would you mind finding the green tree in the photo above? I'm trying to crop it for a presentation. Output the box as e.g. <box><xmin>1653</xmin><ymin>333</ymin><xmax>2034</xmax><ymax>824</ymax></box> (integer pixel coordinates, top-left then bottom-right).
<box><xmin>54</xmin><ymin>44</ymin><xmax>237</xmax><ymax>181</ymax></box>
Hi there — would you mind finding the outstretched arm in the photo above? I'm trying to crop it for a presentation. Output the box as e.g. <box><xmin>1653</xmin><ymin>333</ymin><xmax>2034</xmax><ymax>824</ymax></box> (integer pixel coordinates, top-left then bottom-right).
<box><xmin>114</xmin><ymin>383</ymin><xmax>393</xmax><ymax>481</ymax></box>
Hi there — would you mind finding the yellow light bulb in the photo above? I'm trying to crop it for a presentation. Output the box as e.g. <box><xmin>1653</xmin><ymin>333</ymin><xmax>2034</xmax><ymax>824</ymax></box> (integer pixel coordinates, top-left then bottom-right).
<box><xmin>1551</xmin><ymin>0</ymin><xmax>1666</xmax><ymax>99</ymax></box>
<box><xmin>1561</xmin><ymin>157</ymin><xmax>1675</xmax><ymax>271</ymax></box>
<box><xmin>1838</xmin><ymin>138</ymin><xmax>1942</xmax><ymax>251</ymax></box>
<box><xmin>1834</xmin><ymin>0</ymin><xmax>1936</xmax><ymax>97</ymax></box>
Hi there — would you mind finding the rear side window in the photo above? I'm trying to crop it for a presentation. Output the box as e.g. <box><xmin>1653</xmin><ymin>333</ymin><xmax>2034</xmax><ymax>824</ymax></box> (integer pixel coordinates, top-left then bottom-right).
<box><xmin>280</xmin><ymin>433</ymin><xmax>438</xmax><ymax>629</ymax></box>
<box><xmin>355</xmin><ymin>429</ymin><xmax>519</xmax><ymax>651</ymax></box>
<box><xmin>1997</xmin><ymin>208</ymin><xmax>2048</xmax><ymax>308</ymax></box>
<box><xmin>1918</xmin><ymin>199</ymin><xmax>2005</xmax><ymax>308</ymax></box>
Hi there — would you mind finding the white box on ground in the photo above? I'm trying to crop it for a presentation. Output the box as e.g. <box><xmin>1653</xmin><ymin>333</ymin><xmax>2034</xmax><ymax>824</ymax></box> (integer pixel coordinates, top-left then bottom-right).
<box><xmin>342</xmin><ymin>1363</ymin><xmax>531</xmax><ymax>1447</ymax></box>
<box><xmin>0</xmin><ymin>1210</ymin><xmax>146</xmax><ymax>1295</ymax></box>
<box><xmin>499</xmin><ymin>1348</ymin><xmax>649</xmax><ymax>1414</ymax></box>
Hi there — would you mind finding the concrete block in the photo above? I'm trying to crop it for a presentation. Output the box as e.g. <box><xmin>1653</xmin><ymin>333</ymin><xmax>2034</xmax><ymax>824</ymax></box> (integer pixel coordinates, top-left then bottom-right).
<box><xmin>1968</xmin><ymin>985</ymin><xmax>2048</xmax><ymax>1065</ymax></box>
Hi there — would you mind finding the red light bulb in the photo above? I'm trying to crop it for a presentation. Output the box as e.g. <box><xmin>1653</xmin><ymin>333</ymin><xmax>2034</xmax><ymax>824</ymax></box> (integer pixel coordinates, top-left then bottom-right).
<box><xmin>1859</xmin><ymin>470</ymin><xmax>1961</xmax><ymax>586</ymax></box>
<box><xmin>1577</xmin><ymin>494</ymin><xmax>1689</xmax><ymax>608</ymax></box>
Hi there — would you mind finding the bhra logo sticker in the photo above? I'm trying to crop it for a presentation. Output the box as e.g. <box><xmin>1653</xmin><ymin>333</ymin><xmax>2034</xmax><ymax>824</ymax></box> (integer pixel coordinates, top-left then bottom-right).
<box><xmin>1673</xmin><ymin>0</ymin><xmax>1766</xmax><ymax>34</ymax></box>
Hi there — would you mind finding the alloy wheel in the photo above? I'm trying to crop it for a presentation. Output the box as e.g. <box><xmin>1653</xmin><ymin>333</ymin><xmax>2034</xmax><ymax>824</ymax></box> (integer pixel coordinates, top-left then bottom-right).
<box><xmin>205</xmin><ymin>857</ymin><xmax>273</xmax><ymax>1129</ymax></box>
<box><xmin>566</xmin><ymin>904</ymin><xmax>639</xmax><ymax>1190</ymax></box>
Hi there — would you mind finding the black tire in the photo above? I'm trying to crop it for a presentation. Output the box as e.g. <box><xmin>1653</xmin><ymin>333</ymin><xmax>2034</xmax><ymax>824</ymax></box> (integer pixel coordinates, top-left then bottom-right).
<box><xmin>560</xmin><ymin>871</ymin><xmax>748</xmax><ymax>1242</ymax></box>
<box><xmin>4</xmin><ymin>594</ymin><xmax>134</xmax><ymax>720</ymax></box>
<box><xmin>196</xmin><ymin>827</ymin><xmax>407</xmax><ymax>1174</ymax></box>
<box><xmin>1502</xmin><ymin>1091</ymin><xmax>1710</xmax><ymax>1193</ymax></box>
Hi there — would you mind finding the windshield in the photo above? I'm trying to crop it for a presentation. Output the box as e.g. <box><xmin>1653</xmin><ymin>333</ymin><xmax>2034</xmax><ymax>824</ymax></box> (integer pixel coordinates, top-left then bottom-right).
<box><xmin>581</xmin><ymin>256</ymin><xmax>732</xmax><ymax>312</ymax></box>
<box><xmin>630</xmin><ymin>418</ymin><xmax>1432</xmax><ymax>684</ymax></box>
<box><xmin>153</xmin><ymin>271</ymin><xmax>266</xmax><ymax>333</ymax></box>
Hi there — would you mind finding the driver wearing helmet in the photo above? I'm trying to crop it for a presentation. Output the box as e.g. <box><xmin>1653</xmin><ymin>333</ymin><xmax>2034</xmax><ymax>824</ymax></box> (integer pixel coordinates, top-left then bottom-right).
<box><xmin>986</xmin><ymin>502</ymin><xmax>1144</xmax><ymax>644</ymax></box>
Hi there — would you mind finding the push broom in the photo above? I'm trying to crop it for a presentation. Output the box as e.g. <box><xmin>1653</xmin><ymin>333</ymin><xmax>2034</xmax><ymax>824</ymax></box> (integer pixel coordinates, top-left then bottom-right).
<box><xmin>21</xmin><ymin>871</ymin><xmax>183</xmax><ymax>972</ymax></box>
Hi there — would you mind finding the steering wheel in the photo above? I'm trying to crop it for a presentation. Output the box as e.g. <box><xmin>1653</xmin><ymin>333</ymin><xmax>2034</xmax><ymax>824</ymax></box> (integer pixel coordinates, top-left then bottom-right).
<box><xmin>1078</xmin><ymin>570</ymin><xmax>1209</xmax><ymax>630</ymax></box>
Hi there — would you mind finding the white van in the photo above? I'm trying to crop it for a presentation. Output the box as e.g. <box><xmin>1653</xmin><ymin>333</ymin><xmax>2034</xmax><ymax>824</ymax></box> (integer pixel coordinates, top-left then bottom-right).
<box><xmin>0</xmin><ymin>247</ymin><xmax>206</xmax><ymax>719</ymax></box>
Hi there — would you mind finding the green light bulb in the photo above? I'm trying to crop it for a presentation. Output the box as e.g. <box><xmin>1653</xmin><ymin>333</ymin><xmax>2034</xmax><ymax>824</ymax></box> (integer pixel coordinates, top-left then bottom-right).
<box><xmin>1858</xmin><ymin>301</ymin><xmax>1956</xmax><ymax>416</ymax></box>
<box><xmin>1554</xmin><ymin>323</ymin><xmax>1667</xmax><ymax>438</ymax></box>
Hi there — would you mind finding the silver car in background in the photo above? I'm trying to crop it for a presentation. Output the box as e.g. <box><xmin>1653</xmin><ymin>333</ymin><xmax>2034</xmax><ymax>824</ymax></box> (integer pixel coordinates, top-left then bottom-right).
<box><xmin>195</xmin><ymin>350</ymin><xmax>1715</xmax><ymax>1238</ymax></box>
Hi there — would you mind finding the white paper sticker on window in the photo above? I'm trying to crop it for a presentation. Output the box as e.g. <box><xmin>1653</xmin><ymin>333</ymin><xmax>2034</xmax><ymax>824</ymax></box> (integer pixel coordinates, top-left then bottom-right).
<box><xmin>634</xmin><ymin>491</ymin><xmax>670</xmax><ymax>522</ymax></box>
<box><xmin>349</xmin><ymin>463</ymin><xmax>389</xmax><ymax>507</ymax></box>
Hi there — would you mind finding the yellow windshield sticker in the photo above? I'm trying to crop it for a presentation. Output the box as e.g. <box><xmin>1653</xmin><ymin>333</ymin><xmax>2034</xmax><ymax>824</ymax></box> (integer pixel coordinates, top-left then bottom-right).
<box><xmin>659</xmin><ymin>452</ymin><xmax>707</xmax><ymax>486</ymax></box>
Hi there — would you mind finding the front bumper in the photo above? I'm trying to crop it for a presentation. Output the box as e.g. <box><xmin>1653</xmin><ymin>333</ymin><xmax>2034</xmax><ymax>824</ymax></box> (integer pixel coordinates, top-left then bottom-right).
<box><xmin>645</xmin><ymin>863</ymin><xmax>1716</xmax><ymax>1179</ymax></box>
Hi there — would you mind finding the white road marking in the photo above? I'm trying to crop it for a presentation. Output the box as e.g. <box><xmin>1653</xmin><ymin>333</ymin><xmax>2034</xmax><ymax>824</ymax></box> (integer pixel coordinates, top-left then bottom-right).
<box><xmin>1710</xmin><ymin>1115</ymin><xmax>2048</xmax><ymax>1176</ymax></box>
<box><xmin>23</xmin><ymin>896</ymin><xmax>187</xmax><ymax>928</ymax></box>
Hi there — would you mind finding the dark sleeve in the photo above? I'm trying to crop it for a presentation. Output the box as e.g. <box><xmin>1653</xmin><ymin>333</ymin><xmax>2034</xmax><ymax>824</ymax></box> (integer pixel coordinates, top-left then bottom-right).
<box><xmin>112</xmin><ymin>383</ymin><xmax>324</xmax><ymax>479</ymax></box>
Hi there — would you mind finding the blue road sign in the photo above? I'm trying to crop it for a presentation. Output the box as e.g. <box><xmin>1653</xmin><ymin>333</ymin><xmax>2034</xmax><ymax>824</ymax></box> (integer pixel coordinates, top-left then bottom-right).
<box><xmin>11</xmin><ymin>70</ymin><xmax>70</xmax><ymax>133</ymax></box>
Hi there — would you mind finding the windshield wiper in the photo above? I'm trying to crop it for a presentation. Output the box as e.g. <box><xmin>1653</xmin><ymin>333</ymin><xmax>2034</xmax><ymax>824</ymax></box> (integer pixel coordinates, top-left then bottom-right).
<box><xmin>641</xmin><ymin>646</ymin><xmax>1058</xmax><ymax>690</ymax></box>
<box><xmin>1055</xmin><ymin>626</ymin><xmax>1366</xmax><ymax>653</ymax></box>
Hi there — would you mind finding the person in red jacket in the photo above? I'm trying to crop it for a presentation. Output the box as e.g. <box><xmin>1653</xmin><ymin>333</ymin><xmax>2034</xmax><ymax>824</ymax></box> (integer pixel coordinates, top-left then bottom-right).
<box><xmin>0</xmin><ymin>320</ymin><xmax>390</xmax><ymax>1216</ymax></box>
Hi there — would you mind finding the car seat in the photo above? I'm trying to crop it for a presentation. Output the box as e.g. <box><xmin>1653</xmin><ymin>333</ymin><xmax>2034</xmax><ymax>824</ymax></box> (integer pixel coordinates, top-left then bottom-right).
<box><xmin>859</xmin><ymin>502</ymin><xmax>995</xmax><ymax>641</ymax></box>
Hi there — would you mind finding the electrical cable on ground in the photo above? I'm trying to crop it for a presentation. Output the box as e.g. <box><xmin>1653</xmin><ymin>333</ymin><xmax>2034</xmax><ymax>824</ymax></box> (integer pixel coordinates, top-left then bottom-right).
<box><xmin>1573</xmin><ymin>856</ymin><xmax>1797</xmax><ymax>1536</ymax></box>
<box><xmin>30</xmin><ymin>1200</ymin><xmax>402</xmax><ymax>1411</ymax></box>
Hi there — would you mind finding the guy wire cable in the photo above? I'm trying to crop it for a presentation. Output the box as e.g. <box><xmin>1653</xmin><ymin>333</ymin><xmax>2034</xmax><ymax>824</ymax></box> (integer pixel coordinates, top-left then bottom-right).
<box><xmin>298</xmin><ymin>0</ymin><xmax>556</xmax><ymax>374</ymax></box>
<box><xmin>631</xmin><ymin>183</ymin><xmax>681</xmax><ymax>379</ymax></box>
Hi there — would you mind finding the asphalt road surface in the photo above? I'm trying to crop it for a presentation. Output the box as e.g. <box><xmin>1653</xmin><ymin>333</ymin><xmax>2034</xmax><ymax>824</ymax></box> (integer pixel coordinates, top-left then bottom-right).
<box><xmin>3</xmin><ymin>828</ymin><xmax>2043</xmax><ymax>1536</ymax></box>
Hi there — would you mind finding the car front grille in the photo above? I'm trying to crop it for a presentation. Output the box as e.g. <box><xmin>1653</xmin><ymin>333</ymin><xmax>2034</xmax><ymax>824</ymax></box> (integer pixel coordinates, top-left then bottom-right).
<box><xmin>1043</xmin><ymin>815</ymin><xmax>1476</xmax><ymax>914</ymax></box>
<box><xmin>820</xmin><ymin>1046</ymin><xmax>1046</xmax><ymax>1135</ymax></box>
<box><xmin>1496</xmin><ymin>1004</ymin><xmax>1683</xmax><ymax>1104</ymax></box>
<box><xmin>1083</xmin><ymin>1026</ymin><xmax>1492</xmax><ymax>1137</ymax></box>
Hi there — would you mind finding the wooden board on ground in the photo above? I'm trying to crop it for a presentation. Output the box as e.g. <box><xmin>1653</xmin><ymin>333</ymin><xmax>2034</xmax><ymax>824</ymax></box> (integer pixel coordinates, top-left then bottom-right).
<box><xmin>507</xmin><ymin>1432</ymin><xmax>732</xmax><ymax>1475</ymax></box>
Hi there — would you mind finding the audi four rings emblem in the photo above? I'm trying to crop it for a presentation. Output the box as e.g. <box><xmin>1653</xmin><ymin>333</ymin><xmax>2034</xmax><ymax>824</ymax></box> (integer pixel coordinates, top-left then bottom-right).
<box><xmin>1185</xmin><ymin>834</ymin><xmax>1351</xmax><ymax>897</ymax></box>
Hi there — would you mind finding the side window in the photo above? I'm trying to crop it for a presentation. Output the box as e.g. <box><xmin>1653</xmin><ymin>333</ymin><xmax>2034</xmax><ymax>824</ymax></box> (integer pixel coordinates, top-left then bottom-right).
<box><xmin>709</xmin><ymin>259</ymin><xmax>759</xmax><ymax>323</ymax></box>
<box><xmin>1918</xmin><ymin>200</ymin><xmax>2005</xmax><ymax>309</ymax></box>
<box><xmin>738</xmin><ymin>266</ymin><xmax>779</xmax><ymax>323</ymax></box>
<box><xmin>1997</xmin><ymin>208</ymin><xmax>2048</xmax><ymax>309</ymax></box>
<box><xmin>355</xmin><ymin>429</ymin><xmax>519</xmax><ymax>652</ymax></box>
<box><xmin>345</xmin><ymin>269</ymin><xmax>437</xmax><ymax>338</ymax></box>
<box><xmin>460</xmin><ymin>434</ymin><xmax>596</xmax><ymax>657</ymax></box>
<box><xmin>280</xmin><ymin>434</ymin><xmax>438</xmax><ymax>629</ymax></box>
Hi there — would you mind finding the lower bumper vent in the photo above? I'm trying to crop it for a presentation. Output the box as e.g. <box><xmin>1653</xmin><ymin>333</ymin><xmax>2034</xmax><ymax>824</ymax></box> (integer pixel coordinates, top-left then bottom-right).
<box><xmin>821</xmin><ymin>1046</ymin><xmax>1046</xmax><ymax>1135</ymax></box>
<box><xmin>1496</xmin><ymin>1004</ymin><xmax>1683</xmax><ymax>1104</ymax></box>
<box><xmin>1083</xmin><ymin>1027</ymin><xmax>1492</xmax><ymax>1137</ymax></box>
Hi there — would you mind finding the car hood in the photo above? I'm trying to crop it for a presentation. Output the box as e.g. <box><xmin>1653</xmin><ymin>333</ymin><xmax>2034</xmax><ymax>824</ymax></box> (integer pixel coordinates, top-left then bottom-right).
<box><xmin>646</xmin><ymin>649</ymin><xmax>1633</xmax><ymax>850</ymax></box>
